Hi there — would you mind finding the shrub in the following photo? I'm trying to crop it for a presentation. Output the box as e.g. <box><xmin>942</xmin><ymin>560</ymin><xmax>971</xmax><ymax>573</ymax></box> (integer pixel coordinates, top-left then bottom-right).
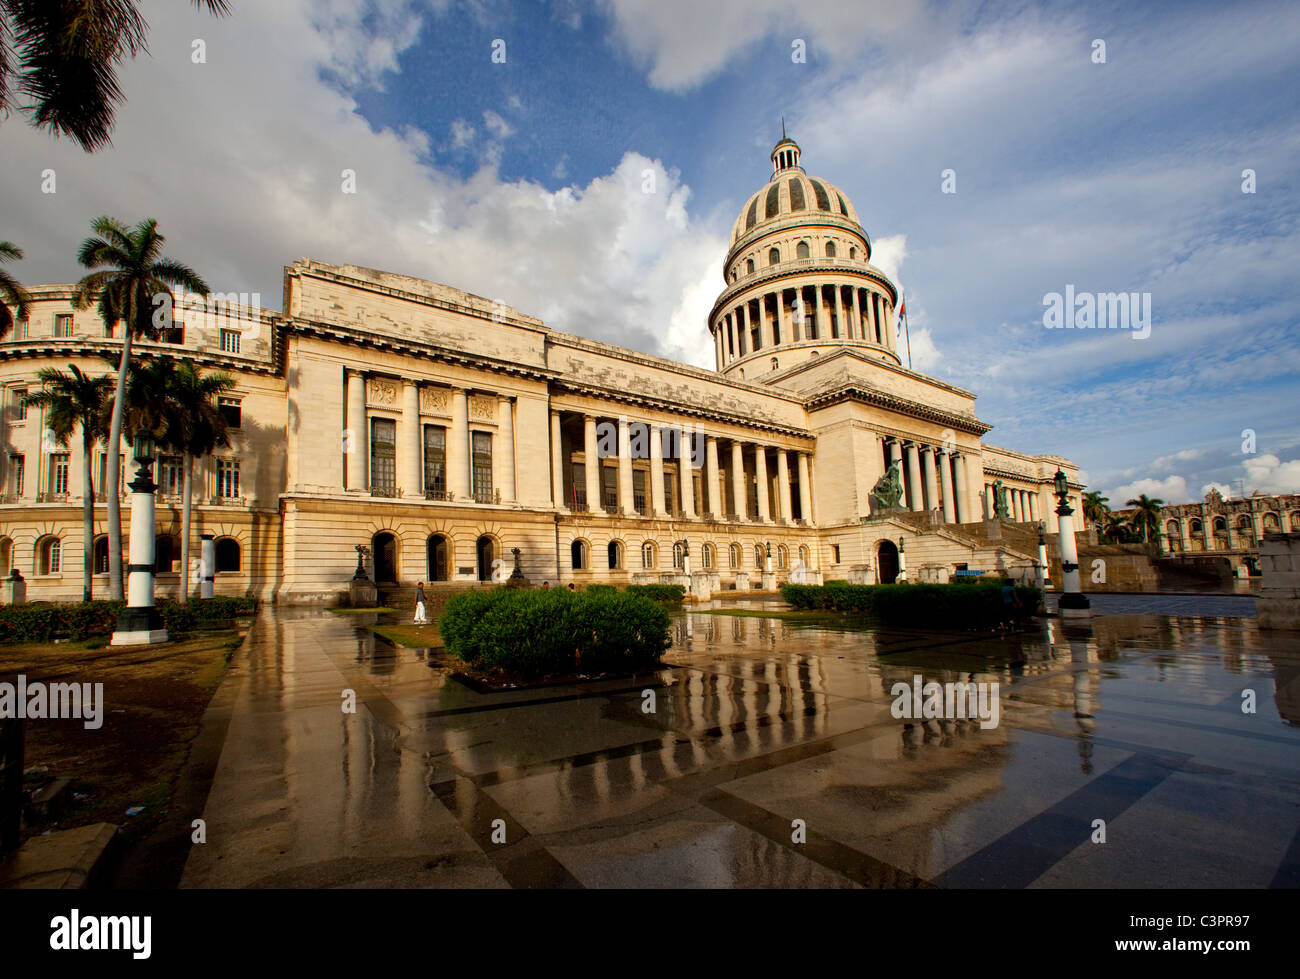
<box><xmin>585</xmin><ymin>584</ymin><xmax>616</xmax><ymax>595</ymax></box>
<box><xmin>439</xmin><ymin>588</ymin><xmax>672</xmax><ymax>675</ymax></box>
<box><xmin>625</xmin><ymin>583</ymin><xmax>686</xmax><ymax>603</ymax></box>
<box><xmin>0</xmin><ymin>595</ymin><xmax>257</xmax><ymax>644</ymax></box>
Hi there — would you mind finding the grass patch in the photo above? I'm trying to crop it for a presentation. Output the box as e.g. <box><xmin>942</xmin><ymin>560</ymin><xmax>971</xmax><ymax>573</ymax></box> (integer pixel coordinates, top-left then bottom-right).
<box><xmin>370</xmin><ymin>622</ymin><xmax>442</xmax><ymax>647</ymax></box>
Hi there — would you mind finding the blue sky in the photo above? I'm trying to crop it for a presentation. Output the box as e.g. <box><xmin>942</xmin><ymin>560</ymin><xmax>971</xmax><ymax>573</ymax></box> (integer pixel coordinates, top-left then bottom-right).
<box><xmin>5</xmin><ymin>0</ymin><xmax>1299</xmax><ymax>504</ymax></box>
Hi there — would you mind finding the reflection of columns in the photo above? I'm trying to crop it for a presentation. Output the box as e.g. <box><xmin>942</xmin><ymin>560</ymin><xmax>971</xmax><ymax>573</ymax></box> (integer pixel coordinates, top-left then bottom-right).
<box><xmin>952</xmin><ymin>452</ymin><xmax>969</xmax><ymax>523</ymax></box>
<box><xmin>449</xmin><ymin>387</ymin><xmax>469</xmax><ymax>499</ymax></box>
<box><xmin>754</xmin><ymin>445</ymin><xmax>771</xmax><ymax>522</ymax></box>
<box><xmin>618</xmin><ymin>417</ymin><xmax>634</xmax><ymax>515</ymax></box>
<box><xmin>939</xmin><ymin>449</ymin><xmax>956</xmax><ymax>523</ymax></box>
<box><xmin>922</xmin><ymin>447</ymin><xmax>938</xmax><ymax>512</ymax></box>
<box><xmin>583</xmin><ymin>415</ymin><xmax>600</xmax><ymax>512</ymax></box>
<box><xmin>550</xmin><ymin>411</ymin><xmax>564</xmax><ymax>508</ymax></box>
<box><xmin>731</xmin><ymin>442</ymin><xmax>747</xmax><ymax>519</ymax></box>
<box><xmin>650</xmin><ymin>425</ymin><xmax>667</xmax><ymax>516</ymax></box>
<box><xmin>497</xmin><ymin>397</ymin><xmax>515</xmax><ymax>503</ymax></box>
<box><xmin>776</xmin><ymin>450</ymin><xmax>792</xmax><ymax>522</ymax></box>
<box><xmin>679</xmin><ymin>429</ymin><xmax>696</xmax><ymax>519</ymax></box>
<box><xmin>797</xmin><ymin>453</ymin><xmax>812</xmax><ymax>525</ymax></box>
<box><xmin>345</xmin><ymin>371</ymin><xmax>367</xmax><ymax>491</ymax></box>
<box><xmin>905</xmin><ymin>442</ymin><xmax>923</xmax><ymax>511</ymax></box>
<box><xmin>401</xmin><ymin>381</ymin><xmax>420</xmax><ymax>496</ymax></box>
<box><xmin>705</xmin><ymin>437</ymin><xmax>721</xmax><ymax>518</ymax></box>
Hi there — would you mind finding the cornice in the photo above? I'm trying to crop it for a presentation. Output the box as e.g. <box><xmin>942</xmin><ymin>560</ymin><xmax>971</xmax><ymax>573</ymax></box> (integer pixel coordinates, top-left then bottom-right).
<box><xmin>804</xmin><ymin>382</ymin><xmax>992</xmax><ymax>436</ymax></box>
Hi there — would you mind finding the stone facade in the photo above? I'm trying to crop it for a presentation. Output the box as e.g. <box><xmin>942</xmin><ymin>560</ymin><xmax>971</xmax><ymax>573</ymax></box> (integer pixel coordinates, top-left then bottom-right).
<box><xmin>0</xmin><ymin>137</ymin><xmax>1080</xmax><ymax>603</ymax></box>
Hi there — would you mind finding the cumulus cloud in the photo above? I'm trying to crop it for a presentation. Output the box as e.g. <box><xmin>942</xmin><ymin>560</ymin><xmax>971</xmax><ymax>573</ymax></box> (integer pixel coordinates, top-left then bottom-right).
<box><xmin>1104</xmin><ymin>475</ymin><xmax>1191</xmax><ymax>506</ymax></box>
<box><xmin>1242</xmin><ymin>454</ymin><xmax>1300</xmax><ymax>495</ymax></box>
<box><xmin>1201</xmin><ymin>482</ymin><xmax>1233</xmax><ymax>500</ymax></box>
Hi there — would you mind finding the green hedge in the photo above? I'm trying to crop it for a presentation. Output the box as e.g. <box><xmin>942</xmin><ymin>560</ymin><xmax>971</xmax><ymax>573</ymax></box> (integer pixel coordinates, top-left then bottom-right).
<box><xmin>0</xmin><ymin>595</ymin><xmax>257</xmax><ymax>643</ymax></box>
<box><xmin>440</xmin><ymin>588</ymin><xmax>671</xmax><ymax>675</ymax></box>
<box><xmin>625</xmin><ymin>583</ymin><xmax>686</xmax><ymax>603</ymax></box>
<box><xmin>780</xmin><ymin>582</ymin><xmax>1039</xmax><ymax>630</ymax></box>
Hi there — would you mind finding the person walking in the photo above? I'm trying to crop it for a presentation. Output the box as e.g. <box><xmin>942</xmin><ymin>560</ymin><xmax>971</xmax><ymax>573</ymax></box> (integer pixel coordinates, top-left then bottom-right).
<box><xmin>413</xmin><ymin>581</ymin><xmax>428</xmax><ymax>625</ymax></box>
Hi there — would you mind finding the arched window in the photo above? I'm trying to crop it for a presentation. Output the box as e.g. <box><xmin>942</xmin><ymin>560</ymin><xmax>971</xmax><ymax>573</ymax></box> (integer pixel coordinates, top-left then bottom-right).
<box><xmin>825</xmin><ymin>241</ymin><xmax>836</xmax><ymax>258</ymax></box>
<box><xmin>641</xmin><ymin>541</ymin><xmax>656</xmax><ymax>569</ymax></box>
<box><xmin>672</xmin><ymin>541</ymin><xmax>685</xmax><ymax>570</ymax></box>
<box><xmin>798</xmin><ymin>545</ymin><xmax>809</xmax><ymax>567</ymax></box>
<box><xmin>738</xmin><ymin>368</ymin><xmax>744</xmax><ymax>378</ymax></box>
<box><xmin>849</xmin><ymin>246</ymin><xmax>856</xmax><ymax>260</ymax></box>
<box><xmin>770</xmin><ymin>357</ymin><xmax>778</xmax><ymax>371</ymax></box>
<box><xmin>1166</xmin><ymin>520</ymin><xmax>1180</xmax><ymax>538</ymax></box>
<box><xmin>1213</xmin><ymin>517</ymin><xmax>1227</xmax><ymax>535</ymax></box>
<box><xmin>754</xmin><ymin>544</ymin><xmax>764</xmax><ymax>569</ymax></box>
<box><xmin>768</xmin><ymin>247</ymin><xmax>780</xmax><ymax>265</ymax></box>
<box><xmin>215</xmin><ymin>537</ymin><xmax>241</xmax><ymax>573</ymax></box>
<box><xmin>0</xmin><ymin>537</ymin><xmax>11</xmax><ymax>576</ymax></box>
<box><xmin>36</xmin><ymin>536</ymin><xmax>61</xmax><ymax>575</ymax></box>
<box><xmin>729</xmin><ymin>543</ymin><xmax>740</xmax><ymax>569</ymax></box>
<box><xmin>796</xmin><ymin>241</ymin><xmax>810</xmax><ymax>260</ymax></box>
<box><xmin>1189</xmin><ymin>518</ymin><xmax>1202</xmax><ymax>533</ymax></box>
<box><xmin>1291</xmin><ymin>512</ymin><xmax>1300</xmax><ymax>531</ymax></box>
<box><xmin>746</xmin><ymin>258</ymin><xmax>755</xmax><ymax>275</ymax></box>
<box><xmin>571</xmin><ymin>539</ymin><xmax>588</xmax><ymax>570</ymax></box>
<box><xmin>93</xmin><ymin>536</ymin><xmax>109</xmax><ymax>574</ymax></box>
<box><xmin>1263</xmin><ymin>512</ymin><xmax>1280</xmax><ymax>531</ymax></box>
<box><xmin>777</xmin><ymin>544</ymin><xmax>788</xmax><ymax>569</ymax></box>
<box><xmin>702</xmin><ymin>543</ymin><xmax>715</xmax><ymax>570</ymax></box>
<box><xmin>607</xmin><ymin>540</ymin><xmax>623</xmax><ymax>570</ymax></box>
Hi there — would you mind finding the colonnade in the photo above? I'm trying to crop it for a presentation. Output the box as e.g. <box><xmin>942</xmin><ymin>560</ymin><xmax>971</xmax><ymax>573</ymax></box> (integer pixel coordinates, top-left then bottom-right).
<box><xmin>882</xmin><ymin>437</ymin><xmax>972</xmax><ymax>523</ymax></box>
<box><xmin>714</xmin><ymin>283</ymin><xmax>894</xmax><ymax>368</ymax></box>
<box><xmin>982</xmin><ymin>481</ymin><xmax>1040</xmax><ymax>523</ymax></box>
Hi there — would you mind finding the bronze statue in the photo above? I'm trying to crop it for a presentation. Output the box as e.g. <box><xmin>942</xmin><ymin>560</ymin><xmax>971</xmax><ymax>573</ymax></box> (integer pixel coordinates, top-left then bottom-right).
<box><xmin>871</xmin><ymin>461</ymin><xmax>905</xmax><ymax>511</ymax></box>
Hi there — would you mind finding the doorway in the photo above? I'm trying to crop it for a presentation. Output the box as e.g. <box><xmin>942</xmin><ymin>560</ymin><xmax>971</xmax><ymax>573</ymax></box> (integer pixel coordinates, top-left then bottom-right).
<box><xmin>877</xmin><ymin>540</ymin><xmax>900</xmax><ymax>584</ymax></box>
<box><xmin>373</xmin><ymin>531</ymin><xmax>398</xmax><ymax>583</ymax></box>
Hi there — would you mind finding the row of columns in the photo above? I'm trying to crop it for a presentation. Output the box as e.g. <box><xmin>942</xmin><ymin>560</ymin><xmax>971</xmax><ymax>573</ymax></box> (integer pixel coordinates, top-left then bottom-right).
<box><xmin>885</xmin><ymin>437</ymin><xmax>970</xmax><ymax>523</ymax></box>
<box><xmin>982</xmin><ymin>482</ymin><xmax>1039</xmax><ymax>523</ymax></box>
<box><xmin>556</xmin><ymin>411</ymin><xmax>813</xmax><ymax>525</ymax></box>
<box><xmin>714</xmin><ymin>283</ymin><xmax>895</xmax><ymax>368</ymax></box>
<box><xmin>344</xmin><ymin>371</ymin><xmax>515</xmax><ymax>502</ymax></box>
<box><xmin>1168</xmin><ymin>509</ymin><xmax>1288</xmax><ymax>552</ymax></box>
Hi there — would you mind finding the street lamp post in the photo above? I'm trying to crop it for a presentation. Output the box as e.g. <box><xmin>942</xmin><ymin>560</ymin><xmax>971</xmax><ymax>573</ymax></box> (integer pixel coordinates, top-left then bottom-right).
<box><xmin>1036</xmin><ymin>522</ymin><xmax>1051</xmax><ymax>592</ymax></box>
<box><xmin>111</xmin><ymin>432</ymin><xmax>169</xmax><ymax>645</ymax></box>
<box><xmin>1054</xmin><ymin>468</ymin><xmax>1090</xmax><ymax>617</ymax></box>
<box><xmin>896</xmin><ymin>536</ymin><xmax>907</xmax><ymax>582</ymax></box>
<box><xmin>681</xmin><ymin>538</ymin><xmax>691</xmax><ymax>576</ymax></box>
<box><xmin>764</xmin><ymin>541</ymin><xmax>773</xmax><ymax>575</ymax></box>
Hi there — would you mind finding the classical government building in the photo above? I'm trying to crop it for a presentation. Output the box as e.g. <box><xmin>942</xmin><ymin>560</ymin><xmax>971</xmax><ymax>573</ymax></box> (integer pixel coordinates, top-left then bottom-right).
<box><xmin>0</xmin><ymin>137</ymin><xmax>1083</xmax><ymax>602</ymax></box>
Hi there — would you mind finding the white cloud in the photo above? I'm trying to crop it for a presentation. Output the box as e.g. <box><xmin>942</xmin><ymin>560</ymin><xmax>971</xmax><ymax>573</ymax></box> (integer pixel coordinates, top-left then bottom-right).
<box><xmin>450</xmin><ymin>118</ymin><xmax>476</xmax><ymax>148</ymax></box>
<box><xmin>1242</xmin><ymin>454</ymin><xmax>1300</xmax><ymax>495</ymax></box>
<box><xmin>1201</xmin><ymin>482</ymin><xmax>1232</xmax><ymax>500</ymax></box>
<box><xmin>1104</xmin><ymin>475</ymin><xmax>1190</xmax><ymax>506</ymax></box>
<box><xmin>482</xmin><ymin>110</ymin><xmax>514</xmax><ymax>140</ymax></box>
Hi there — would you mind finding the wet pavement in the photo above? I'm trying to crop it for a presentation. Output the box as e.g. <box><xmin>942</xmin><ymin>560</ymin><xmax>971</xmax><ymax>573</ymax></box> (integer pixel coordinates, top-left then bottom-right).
<box><xmin>181</xmin><ymin>601</ymin><xmax>1300</xmax><ymax>888</ymax></box>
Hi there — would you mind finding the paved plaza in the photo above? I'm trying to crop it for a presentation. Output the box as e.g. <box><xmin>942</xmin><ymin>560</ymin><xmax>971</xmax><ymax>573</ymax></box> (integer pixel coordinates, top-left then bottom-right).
<box><xmin>180</xmin><ymin>601</ymin><xmax>1300</xmax><ymax>888</ymax></box>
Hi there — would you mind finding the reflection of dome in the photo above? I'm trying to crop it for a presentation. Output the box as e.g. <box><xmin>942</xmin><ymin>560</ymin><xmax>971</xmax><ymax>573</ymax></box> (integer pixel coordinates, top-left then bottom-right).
<box><xmin>730</xmin><ymin>138</ymin><xmax>862</xmax><ymax>246</ymax></box>
<box><xmin>709</xmin><ymin>133</ymin><xmax>901</xmax><ymax>381</ymax></box>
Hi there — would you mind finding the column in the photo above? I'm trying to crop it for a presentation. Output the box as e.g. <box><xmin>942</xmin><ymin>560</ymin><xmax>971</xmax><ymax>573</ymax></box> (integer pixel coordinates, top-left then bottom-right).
<box><xmin>834</xmin><ymin>286</ymin><xmax>845</xmax><ymax>341</ymax></box>
<box><xmin>939</xmin><ymin>449</ymin><xmax>956</xmax><ymax>523</ymax></box>
<box><xmin>705</xmin><ymin>437</ymin><xmax>721</xmax><ymax>519</ymax></box>
<box><xmin>731</xmin><ymin>441</ymin><xmax>746</xmax><ymax>520</ymax></box>
<box><xmin>400</xmin><ymin>381</ymin><xmax>421</xmax><ymax>496</ymax></box>
<box><xmin>754</xmin><ymin>445</ymin><xmax>771</xmax><ymax>522</ymax></box>
<box><xmin>737</xmin><ymin>304</ymin><xmax>748</xmax><ymax>356</ymax></box>
<box><xmin>952</xmin><ymin>453</ymin><xmax>970</xmax><ymax>523</ymax></box>
<box><xmin>550</xmin><ymin>411</ymin><xmax>564</xmax><ymax>508</ymax></box>
<box><xmin>905</xmin><ymin>442</ymin><xmax>923</xmax><ymax>512</ymax></box>
<box><xmin>882</xmin><ymin>300</ymin><xmax>893</xmax><ymax>349</ymax></box>
<box><xmin>1027</xmin><ymin>490</ymin><xmax>1037</xmax><ymax>522</ymax></box>
<box><xmin>866</xmin><ymin>292</ymin><xmax>878</xmax><ymax>344</ymax></box>
<box><xmin>849</xmin><ymin>288</ymin><xmax>860</xmax><ymax>340</ymax></box>
<box><xmin>448</xmin><ymin>387</ymin><xmax>469</xmax><ymax>499</ymax></box>
<box><xmin>498</xmin><ymin>397</ymin><xmax>515</xmax><ymax>503</ymax></box>
<box><xmin>761</xmin><ymin>296</ymin><xmax>775</xmax><ymax>349</ymax></box>
<box><xmin>776</xmin><ymin>450</ymin><xmax>792</xmax><ymax>522</ymax></box>
<box><xmin>650</xmin><ymin>424</ymin><xmax>666</xmax><ymax>517</ymax></box>
<box><xmin>679</xmin><ymin>429</ymin><xmax>696</xmax><ymax>519</ymax></box>
<box><xmin>797</xmin><ymin>453</ymin><xmax>812</xmax><ymax>525</ymax></box>
<box><xmin>781</xmin><ymin>291</ymin><xmax>793</xmax><ymax>344</ymax></box>
<box><xmin>922</xmin><ymin>447</ymin><xmax>938</xmax><ymax>512</ymax></box>
<box><xmin>618</xmin><ymin>417</ymin><xmax>634</xmax><ymax>515</ymax></box>
<box><xmin>583</xmin><ymin>414</ymin><xmax>600</xmax><ymax>512</ymax></box>
<box><xmin>345</xmin><ymin>370</ymin><xmax>367</xmax><ymax>491</ymax></box>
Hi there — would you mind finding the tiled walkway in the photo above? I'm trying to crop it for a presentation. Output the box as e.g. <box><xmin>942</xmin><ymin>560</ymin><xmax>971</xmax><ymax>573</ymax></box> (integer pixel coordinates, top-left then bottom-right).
<box><xmin>181</xmin><ymin>604</ymin><xmax>1300</xmax><ymax>888</ymax></box>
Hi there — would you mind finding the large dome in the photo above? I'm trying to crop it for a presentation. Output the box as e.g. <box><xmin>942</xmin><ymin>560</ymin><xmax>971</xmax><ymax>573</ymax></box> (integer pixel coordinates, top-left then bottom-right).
<box><xmin>729</xmin><ymin>137</ymin><xmax>862</xmax><ymax>246</ymax></box>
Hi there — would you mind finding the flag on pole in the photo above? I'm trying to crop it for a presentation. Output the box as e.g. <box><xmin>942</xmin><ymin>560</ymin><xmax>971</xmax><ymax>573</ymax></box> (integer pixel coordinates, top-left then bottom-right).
<box><xmin>893</xmin><ymin>290</ymin><xmax>912</xmax><ymax>369</ymax></box>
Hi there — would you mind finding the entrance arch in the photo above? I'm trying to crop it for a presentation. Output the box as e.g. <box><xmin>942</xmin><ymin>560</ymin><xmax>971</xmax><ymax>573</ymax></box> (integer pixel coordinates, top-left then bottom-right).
<box><xmin>877</xmin><ymin>540</ymin><xmax>900</xmax><ymax>584</ymax></box>
<box><xmin>476</xmin><ymin>535</ymin><xmax>495</xmax><ymax>582</ymax></box>
<box><xmin>427</xmin><ymin>534</ymin><xmax>450</xmax><ymax>582</ymax></box>
<box><xmin>372</xmin><ymin>531</ymin><xmax>398</xmax><ymax>583</ymax></box>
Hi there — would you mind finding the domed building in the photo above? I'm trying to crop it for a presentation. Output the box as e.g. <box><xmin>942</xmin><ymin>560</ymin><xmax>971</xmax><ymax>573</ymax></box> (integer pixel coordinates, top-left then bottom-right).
<box><xmin>0</xmin><ymin>134</ymin><xmax>1083</xmax><ymax>601</ymax></box>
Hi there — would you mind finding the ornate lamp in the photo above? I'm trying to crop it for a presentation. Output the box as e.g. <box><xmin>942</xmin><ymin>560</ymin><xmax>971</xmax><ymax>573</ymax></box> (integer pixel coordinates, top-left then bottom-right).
<box><xmin>1053</xmin><ymin>470</ymin><xmax>1090</xmax><ymax>615</ymax></box>
<box><xmin>112</xmin><ymin>430</ymin><xmax>167</xmax><ymax>645</ymax></box>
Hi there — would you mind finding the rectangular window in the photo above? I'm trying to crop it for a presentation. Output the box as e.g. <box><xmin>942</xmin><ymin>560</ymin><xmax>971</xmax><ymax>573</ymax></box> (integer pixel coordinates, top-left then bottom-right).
<box><xmin>571</xmin><ymin>462</ymin><xmax>586</xmax><ymax>509</ymax></box>
<box><xmin>693</xmin><ymin>472</ymin><xmax>703</xmax><ymax>513</ymax></box>
<box><xmin>663</xmin><ymin>471</ymin><xmax>676</xmax><ymax>515</ymax></box>
<box><xmin>160</xmin><ymin>321</ymin><xmax>184</xmax><ymax>344</ymax></box>
<box><xmin>369</xmin><ymin>418</ymin><xmax>396</xmax><ymax>496</ymax></box>
<box><xmin>54</xmin><ymin>314</ymin><xmax>74</xmax><ymax>337</ymax></box>
<box><xmin>832</xmin><ymin>545</ymin><xmax>841</xmax><ymax>564</ymax></box>
<box><xmin>9</xmin><ymin>454</ymin><xmax>24</xmax><ymax>497</ymax></box>
<box><xmin>220</xmin><ymin>329</ymin><xmax>240</xmax><ymax>353</ymax></box>
<box><xmin>13</xmin><ymin>388</ymin><xmax>27</xmax><ymax>422</ymax></box>
<box><xmin>159</xmin><ymin>455</ymin><xmax>184</xmax><ymax>496</ymax></box>
<box><xmin>471</xmin><ymin>431</ymin><xmax>493</xmax><ymax>502</ymax></box>
<box><xmin>218</xmin><ymin>397</ymin><xmax>241</xmax><ymax>429</ymax></box>
<box><xmin>216</xmin><ymin>458</ymin><xmax>240</xmax><ymax>498</ymax></box>
<box><xmin>96</xmin><ymin>453</ymin><xmax>124</xmax><ymax>498</ymax></box>
<box><xmin>48</xmin><ymin>453</ymin><xmax>70</xmax><ymax>495</ymax></box>
<box><xmin>601</xmin><ymin>465</ymin><xmax>618</xmax><ymax>511</ymax></box>
<box><xmin>632</xmin><ymin>469</ymin><xmax>647</xmax><ymax>515</ymax></box>
<box><xmin>423</xmin><ymin>425</ymin><xmax>446</xmax><ymax>497</ymax></box>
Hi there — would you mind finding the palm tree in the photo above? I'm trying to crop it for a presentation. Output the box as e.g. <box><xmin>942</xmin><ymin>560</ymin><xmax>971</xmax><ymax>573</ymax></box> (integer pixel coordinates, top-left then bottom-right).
<box><xmin>1126</xmin><ymin>494</ymin><xmax>1165</xmax><ymax>544</ymax></box>
<box><xmin>0</xmin><ymin>240</ymin><xmax>31</xmax><ymax>337</ymax></box>
<box><xmin>163</xmin><ymin>359</ymin><xmax>234</xmax><ymax>603</ymax></box>
<box><xmin>73</xmin><ymin>217</ymin><xmax>209</xmax><ymax>599</ymax></box>
<box><xmin>1101</xmin><ymin>511</ymin><xmax>1133</xmax><ymax>544</ymax></box>
<box><xmin>1081</xmin><ymin>491</ymin><xmax>1110</xmax><ymax>528</ymax></box>
<box><xmin>20</xmin><ymin>365</ymin><xmax>112</xmax><ymax>600</ymax></box>
<box><xmin>0</xmin><ymin>1</ymin><xmax>230</xmax><ymax>151</ymax></box>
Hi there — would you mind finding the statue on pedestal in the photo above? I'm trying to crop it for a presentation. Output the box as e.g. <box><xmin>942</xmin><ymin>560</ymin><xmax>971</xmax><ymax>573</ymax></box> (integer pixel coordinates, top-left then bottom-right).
<box><xmin>993</xmin><ymin>480</ymin><xmax>1011</xmax><ymax>519</ymax></box>
<box><xmin>871</xmin><ymin>460</ymin><xmax>905</xmax><ymax>513</ymax></box>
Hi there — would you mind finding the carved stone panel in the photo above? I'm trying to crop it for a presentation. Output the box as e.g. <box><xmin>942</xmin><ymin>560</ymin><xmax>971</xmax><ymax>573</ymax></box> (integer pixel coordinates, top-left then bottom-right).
<box><xmin>420</xmin><ymin>387</ymin><xmax>450</xmax><ymax>416</ymax></box>
<box><xmin>469</xmin><ymin>395</ymin><xmax>496</xmax><ymax>421</ymax></box>
<box><xmin>366</xmin><ymin>378</ymin><xmax>398</xmax><ymax>407</ymax></box>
